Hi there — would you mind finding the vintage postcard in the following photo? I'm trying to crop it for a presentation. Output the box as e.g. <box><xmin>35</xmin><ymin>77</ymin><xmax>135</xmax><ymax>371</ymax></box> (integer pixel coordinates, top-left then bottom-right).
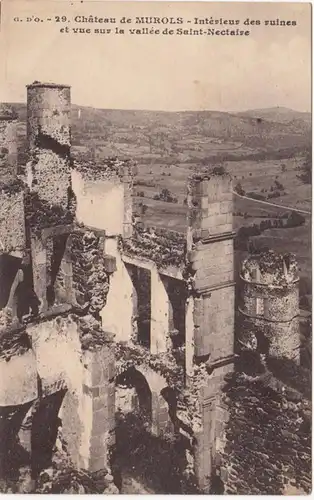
<box><xmin>0</xmin><ymin>0</ymin><xmax>311</xmax><ymax>494</ymax></box>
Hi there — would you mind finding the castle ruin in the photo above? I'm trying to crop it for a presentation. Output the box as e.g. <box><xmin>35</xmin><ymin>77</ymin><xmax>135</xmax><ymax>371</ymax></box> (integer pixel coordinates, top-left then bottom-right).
<box><xmin>0</xmin><ymin>82</ymin><xmax>307</xmax><ymax>494</ymax></box>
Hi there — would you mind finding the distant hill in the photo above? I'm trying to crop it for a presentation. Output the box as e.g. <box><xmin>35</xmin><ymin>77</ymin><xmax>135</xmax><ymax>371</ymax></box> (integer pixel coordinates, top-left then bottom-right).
<box><xmin>237</xmin><ymin>106</ymin><xmax>311</xmax><ymax>125</ymax></box>
<box><xmin>4</xmin><ymin>102</ymin><xmax>312</xmax><ymax>167</ymax></box>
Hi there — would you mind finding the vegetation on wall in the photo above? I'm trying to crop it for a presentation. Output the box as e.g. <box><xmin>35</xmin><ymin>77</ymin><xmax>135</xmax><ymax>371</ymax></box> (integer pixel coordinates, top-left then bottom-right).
<box><xmin>121</xmin><ymin>227</ymin><xmax>186</xmax><ymax>270</ymax></box>
<box><xmin>71</xmin><ymin>231</ymin><xmax>109</xmax><ymax>320</ymax></box>
<box><xmin>115</xmin><ymin>341</ymin><xmax>184</xmax><ymax>390</ymax></box>
<box><xmin>24</xmin><ymin>191</ymin><xmax>75</xmax><ymax>230</ymax></box>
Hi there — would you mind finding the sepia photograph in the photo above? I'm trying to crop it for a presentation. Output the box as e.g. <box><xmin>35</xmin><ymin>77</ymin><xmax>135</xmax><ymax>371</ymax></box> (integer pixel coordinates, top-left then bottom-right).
<box><xmin>0</xmin><ymin>0</ymin><xmax>311</xmax><ymax>494</ymax></box>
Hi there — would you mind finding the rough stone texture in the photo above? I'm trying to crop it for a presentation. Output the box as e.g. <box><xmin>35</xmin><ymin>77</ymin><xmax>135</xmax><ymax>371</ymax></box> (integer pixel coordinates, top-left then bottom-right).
<box><xmin>239</xmin><ymin>251</ymin><xmax>300</xmax><ymax>362</ymax></box>
<box><xmin>0</xmin><ymin>190</ymin><xmax>26</xmax><ymax>254</ymax></box>
<box><xmin>219</xmin><ymin>367</ymin><xmax>311</xmax><ymax>495</ymax></box>
<box><xmin>27</xmin><ymin>83</ymin><xmax>71</xmax><ymax>210</ymax></box>
<box><xmin>71</xmin><ymin>230</ymin><xmax>109</xmax><ymax>317</ymax></box>
<box><xmin>122</xmin><ymin>225</ymin><xmax>186</xmax><ymax>270</ymax></box>
<box><xmin>0</xmin><ymin>107</ymin><xmax>18</xmax><ymax>184</ymax></box>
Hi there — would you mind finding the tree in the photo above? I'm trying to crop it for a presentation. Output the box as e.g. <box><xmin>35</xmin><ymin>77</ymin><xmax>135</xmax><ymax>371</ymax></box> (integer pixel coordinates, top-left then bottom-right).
<box><xmin>234</xmin><ymin>182</ymin><xmax>245</xmax><ymax>196</ymax></box>
<box><xmin>298</xmin><ymin>150</ymin><xmax>312</xmax><ymax>184</ymax></box>
<box><xmin>286</xmin><ymin>211</ymin><xmax>306</xmax><ymax>228</ymax></box>
<box><xmin>141</xmin><ymin>204</ymin><xmax>148</xmax><ymax>215</ymax></box>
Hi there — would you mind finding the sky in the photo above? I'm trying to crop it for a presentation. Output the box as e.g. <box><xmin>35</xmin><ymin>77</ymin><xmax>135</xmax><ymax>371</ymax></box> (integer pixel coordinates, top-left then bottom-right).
<box><xmin>0</xmin><ymin>1</ymin><xmax>312</xmax><ymax>112</ymax></box>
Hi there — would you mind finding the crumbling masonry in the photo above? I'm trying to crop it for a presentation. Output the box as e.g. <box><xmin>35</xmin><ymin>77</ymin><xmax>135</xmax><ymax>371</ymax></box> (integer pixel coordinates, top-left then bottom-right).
<box><xmin>0</xmin><ymin>83</ymin><xmax>304</xmax><ymax>493</ymax></box>
<box><xmin>238</xmin><ymin>252</ymin><xmax>300</xmax><ymax>362</ymax></box>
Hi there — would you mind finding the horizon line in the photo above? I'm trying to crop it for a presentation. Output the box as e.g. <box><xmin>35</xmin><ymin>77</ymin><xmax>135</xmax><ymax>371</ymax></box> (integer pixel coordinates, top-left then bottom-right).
<box><xmin>1</xmin><ymin>99</ymin><xmax>311</xmax><ymax>115</ymax></box>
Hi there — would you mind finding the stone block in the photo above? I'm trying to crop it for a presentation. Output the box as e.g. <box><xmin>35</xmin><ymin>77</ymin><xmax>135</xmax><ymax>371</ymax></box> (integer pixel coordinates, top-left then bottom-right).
<box><xmin>207</xmin><ymin>202</ymin><xmax>221</xmax><ymax>215</ymax></box>
<box><xmin>220</xmin><ymin>201</ymin><xmax>233</xmax><ymax>214</ymax></box>
<box><xmin>203</xmin><ymin>214</ymin><xmax>229</xmax><ymax>228</ymax></box>
<box><xmin>195</xmin><ymin>260</ymin><xmax>233</xmax><ymax>279</ymax></box>
<box><xmin>193</xmin><ymin>270</ymin><xmax>234</xmax><ymax>291</ymax></box>
<box><xmin>201</xmin><ymin>197</ymin><xmax>209</xmax><ymax>209</ymax></box>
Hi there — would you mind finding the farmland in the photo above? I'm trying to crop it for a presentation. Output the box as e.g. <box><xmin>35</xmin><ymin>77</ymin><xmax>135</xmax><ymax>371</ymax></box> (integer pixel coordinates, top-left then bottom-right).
<box><xmin>7</xmin><ymin>101</ymin><xmax>312</xmax><ymax>307</ymax></box>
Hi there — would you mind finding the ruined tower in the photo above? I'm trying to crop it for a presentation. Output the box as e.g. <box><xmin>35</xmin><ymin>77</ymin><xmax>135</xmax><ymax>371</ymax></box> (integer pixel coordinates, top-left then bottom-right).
<box><xmin>187</xmin><ymin>171</ymin><xmax>235</xmax><ymax>363</ymax></box>
<box><xmin>186</xmin><ymin>171</ymin><xmax>235</xmax><ymax>492</ymax></box>
<box><xmin>26</xmin><ymin>82</ymin><xmax>71</xmax><ymax>209</ymax></box>
<box><xmin>25</xmin><ymin>83</ymin><xmax>75</xmax><ymax>313</ymax></box>
<box><xmin>239</xmin><ymin>251</ymin><xmax>300</xmax><ymax>363</ymax></box>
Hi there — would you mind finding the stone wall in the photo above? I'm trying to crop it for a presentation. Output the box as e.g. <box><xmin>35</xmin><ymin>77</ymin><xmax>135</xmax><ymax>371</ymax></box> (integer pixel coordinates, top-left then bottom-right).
<box><xmin>189</xmin><ymin>239</ymin><xmax>234</xmax><ymax>292</ymax></box>
<box><xmin>219</xmin><ymin>369</ymin><xmax>311</xmax><ymax>494</ymax></box>
<box><xmin>0</xmin><ymin>106</ymin><xmax>18</xmax><ymax>184</ymax></box>
<box><xmin>27</xmin><ymin>316</ymin><xmax>80</xmax><ymax>397</ymax></box>
<box><xmin>0</xmin><ymin>190</ymin><xmax>26</xmax><ymax>255</ymax></box>
<box><xmin>61</xmin><ymin>341</ymin><xmax>115</xmax><ymax>472</ymax></box>
<box><xmin>71</xmin><ymin>170</ymin><xmax>124</xmax><ymax>235</ymax></box>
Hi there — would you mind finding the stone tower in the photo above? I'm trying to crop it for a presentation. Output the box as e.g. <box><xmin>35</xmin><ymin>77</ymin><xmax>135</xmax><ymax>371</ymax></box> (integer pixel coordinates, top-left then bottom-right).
<box><xmin>239</xmin><ymin>250</ymin><xmax>300</xmax><ymax>363</ymax></box>
<box><xmin>26</xmin><ymin>83</ymin><xmax>74</xmax><ymax>314</ymax></box>
<box><xmin>186</xmin><ymin>171</ymin><xmax>235</xmax><ymax>492</ymax></box>
<box><xmin>187</xmin><ymin>171</ymin><xmax>235</xmax><ymax>363</ymax></box>
<box><xmin>26</xmin><ymin>82</ymin><xmax>71</xmax><ymax>209</ymax></box>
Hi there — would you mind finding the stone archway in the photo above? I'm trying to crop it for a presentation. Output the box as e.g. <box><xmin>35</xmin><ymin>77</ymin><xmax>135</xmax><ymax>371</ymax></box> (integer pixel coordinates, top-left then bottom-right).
<box><xmin>113</xmin><ymin>366</ymin><xmax>182</xmax><ymax>494</ymax></box>
<box><xmin>116</xmin><ymin>366</ymin><xmax>152</xmax><ymax>425</ymax></box>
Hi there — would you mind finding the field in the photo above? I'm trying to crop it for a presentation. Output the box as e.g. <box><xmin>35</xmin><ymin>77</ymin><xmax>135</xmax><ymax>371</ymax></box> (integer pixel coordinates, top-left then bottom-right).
<box><xmin>7</xmin><ymin>101</ymin><xmax>312</xmax><ymax>308</ymax></box>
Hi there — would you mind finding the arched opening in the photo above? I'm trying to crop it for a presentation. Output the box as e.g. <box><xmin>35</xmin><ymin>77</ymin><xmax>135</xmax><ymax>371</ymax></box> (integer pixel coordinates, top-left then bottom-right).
<box><xmin>113</xmin><ymin>372</ymin><xmax>190</xmax><ymax>494</ymax></box>
<box><xmin>115</xmin><ymin>366</ymin><xmax>152</xmax><ymax>423</ymax></box>
<box><xmin>31</xmin><ymin>389</ymin><xmax>67</xmax><ymax>478</ymax></box>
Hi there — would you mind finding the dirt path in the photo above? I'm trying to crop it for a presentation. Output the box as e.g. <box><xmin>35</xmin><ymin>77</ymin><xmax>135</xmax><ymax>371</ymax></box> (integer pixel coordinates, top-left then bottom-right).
<box><xmin>232</xmin><ymin>190</ymin><xmax>311</xmax><ymax>215</ymax></box>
